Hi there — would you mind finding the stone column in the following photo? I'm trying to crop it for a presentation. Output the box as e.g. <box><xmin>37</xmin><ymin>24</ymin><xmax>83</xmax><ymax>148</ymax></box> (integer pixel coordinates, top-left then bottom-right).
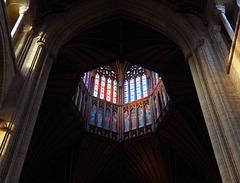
<box><xmin>0</xmin><ymin>33</ymin><xmax>54</xmax><ymax>182</ymax></box>
<box><xmin>209</xmin><ymin>24</ymin><xmax>229</xmax><ymax>70</ymax></box>
<box><xmin>216</xmin><ymin>5</ymin><xmax>234</xmax><ymax>40</ymax></box>
<box><xmin>11</xmin><ymin>6</ymin><xmax>29</xmax><ymax>40</ymax></box>
<box><xmin>187</xmin><ymin>39</ymin><xmax>240</xmax><ymax>182</ymax></box>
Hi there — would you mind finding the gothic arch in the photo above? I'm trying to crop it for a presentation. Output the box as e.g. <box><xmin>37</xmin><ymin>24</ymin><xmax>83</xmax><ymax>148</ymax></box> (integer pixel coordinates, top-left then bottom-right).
<box><xmin>40</xmin><ymin>0</ymin><xmax>200</xmax><ymax>62</ymax></box>
<box><xmin>8</xmin><ymin>0</ymin><xmax>239</xmax><ymax>182</ymax></box>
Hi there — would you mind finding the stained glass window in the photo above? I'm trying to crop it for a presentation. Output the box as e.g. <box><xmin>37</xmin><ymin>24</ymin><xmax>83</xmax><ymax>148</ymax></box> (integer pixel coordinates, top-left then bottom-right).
<box><xmin>155</xmin><ymin>72</ymin><xmax>159</xmax><ymax>85</ymax></box>
<box><xmin>93</xmin><ymin>73</ymin><xmax>100</xmax><ymax>97</ymax></box>
<box><xmin>113</xmin><ymin>80</ymin><xmax>117</xmax><ymax>104</ymax></box>
<box><xmin>136</xmin><ymin>75</ymin><xmax>141</xmax><ymax>100</ymax></box>
<box><xmin>142</xmin><ymin>73</ymin><xmax>148</xmax><ymax>97</ymax></box>
<box><xmin>100</xmin><ymin>76</ymin><xmax>106</xmax><ymax>99</ymax></box>
<box><xmin>124</xmin><ymin>80</ymin><xmax>129</xmax><ymax>104</ymax></box>
<box><xmin>130</xmin><ymin>78</ymin><xmax>135</xmax><ymax>102</ymax></box>
<box><xmin>86</xmin><ymin>71</ymin><xmax>91</xmax><ymax>90</ymax></box>
<box><xmin>106</xmin><ymin>78</ymin><xmax>112</xmax><ymax>102</ymax></box>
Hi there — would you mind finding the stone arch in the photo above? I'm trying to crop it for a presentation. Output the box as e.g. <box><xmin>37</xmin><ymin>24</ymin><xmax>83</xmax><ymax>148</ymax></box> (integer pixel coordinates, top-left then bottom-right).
<box><xmin>16</xmin><ymin>0</ymin><xmax>240</xmax><ymax>182</ymax></box>
<box><xmin>40</xmin><ymin>0</ymin><xmax>200</xmax><ymax>62</ymax></box>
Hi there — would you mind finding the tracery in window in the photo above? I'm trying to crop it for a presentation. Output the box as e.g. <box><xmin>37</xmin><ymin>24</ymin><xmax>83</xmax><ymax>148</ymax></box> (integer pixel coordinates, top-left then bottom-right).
<box><xmin>136</xmin><ymin>75</ymin><xmax>141</xmax><ymax>100</ymax></box>
<box><xmin>113</xmin><ymin>80</ymin><xmax>117</xmax><ymax>104</ymax></box>
<box><xmin>93</xmin><ymin>73</ymin><xmax>100</xmax><ymax>97</ymax></box>
<box><xmin>142</xmin><ymin>73</ymin><xmax>148</xmax><ymax>98</ymax></box>
<box><xmin>124</xmin><ymin>80</ymin><xmax>129</xmax><ymax>104</ymax></box>
<box><xmin>124</xmin><ymin>65</ymin><xmax>148</xmax><ymax>104</ymax></box>
<box><xmin>106</xmin><ymin>78</ymin><xmax>112</xmax><ymax>102</ymax></box>
<box><xmin>100</xmin><ymin>76</ymin><xmax>106</xmax><ymax>99</ymax></box>
<box><xmin>130</xmin><ymin>78</ymin><xmax>135</xmax><ymax>102</ymax></box>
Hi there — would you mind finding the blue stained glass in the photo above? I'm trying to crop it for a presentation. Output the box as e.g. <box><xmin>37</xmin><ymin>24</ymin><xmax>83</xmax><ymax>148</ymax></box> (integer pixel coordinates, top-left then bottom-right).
<box><xmin>136</xmin><ymin>75</ymin><xmax>141</xmax><ymax>100</ymax></box>
<box><xmin>124</xmin><ymin>80</ymin><xmax>129</xmax><ymax>104</ymax></box>
<box><xmin>145</xmin><ymin>104</ymin><xmax>152</xmax><ymax>125</ymax></box>
<box><xmin>112</xmin><ymin>110</ymin><xmax>117</xmax><ymax>132</ymax></box>
<box><xmin>97</xmin><ymin>106</ymin><xmax>104</xmax><ymax>127</ymax></box>
<box><xmin>130</xmin><ymin>78</ymin><xmax>135</xmax><ymax>102</ymax></box>
<box><xmin>124</xmin><ymin>110</ymin><xmax>129</xmax><ymax>132</ymax></box>
<box><xmin>105</xmin><ymin>108</ymin><xmax>111</xmax><ymax>129</ymax></box>
<box><xmin>142</xmin><ymin>73</ymin><xmax>148</xmax><ymax>97</ymax></box>
<box><xmin>138</xmin><ymin>107</ymin><xmax>144</xmax><ymax>127</ymax></box>
<box><xmin>154</xmin><ymin>97</ymin><xmax>159</xmax><ymax>118</ymax></box>
<box><xmin>90</xmin><ymin>103</ymin><xmax>97</xmax><ymax>125</ymax></box>
<box><xmin>131</xmin><ymin>109</ymin><xmax>137</xmax><ymax>129</ymax></box>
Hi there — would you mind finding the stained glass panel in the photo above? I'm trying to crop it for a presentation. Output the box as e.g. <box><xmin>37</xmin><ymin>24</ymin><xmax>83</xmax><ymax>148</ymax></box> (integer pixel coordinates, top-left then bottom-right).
<box><xmin>136</xmin><ymin>75</ymin><xmax>141</xmax><ymax>100</ymax></box>
<box><xmin>124</xmin><ymin>80</ymin><xmax>129</xmax><ymax>104</ymax></box>
<box><xmin>113</xmin><ymin>80</ymin><xmax>117</xmax><ymax>104</ymax></box>
<box><xmin>130</xmin><ymin>78</ymin><xmax>135</xmax><ymax>102</ymax></box>
<box><xmin>105</xmin><ymin>108</ymin><xmax>111</xmax><ymax>129</ymax></box>
<box><xmin>155</xmin><ymin>72</ymin><xmax>159</xmax><ymax>85</ymax></box>
<box><xmin>131</xmin><ymin>109</ymin><xmax>137</xmax><ymax>129</ymax></box>
<box><xmin>112</xmin><ymin>110</ymin><xmax>117</xmax><ymax>132</ymax></box>
<box><xmin>100</xmin><ymin>76</ymin><xmax>106</xmax><ymax>99</ymax></box>
<box><xmin>97</xmin><ymin>106</ymin><xmax>104</xmax><ymax>127</ymax></box>
<box><xmin>86</xmin><ymin>71</ymin><xmax>91</xmax><ymax>90</ymax></box>
<box><xmin>106</xmin><ymin>78</ymin><xmax>112</xmax><ymax>102</ymax></box>
<box><xmin>145</xmin><ymin>104</ymin><xmax>152</xmax><ymax>125</ymax></box>
<box><xmin>90</xmin><ymin>103</ymin><xmax>97</xmax><ymax>125</ymax></box>
<box><xmin>154</xmin><ymin>97</ymin><xmax>160</xmax><ymax>118</ymax></box>
<box><xmin>138</xmin><ymin>107</ymin><xmax>144</xmax><ymax>127</ymax></box>
<box><xmin>142</xmin><ymin>73</ymin><xmax>148</xmax><ymax>97</ymax></box>
<box><xmin>93</xmin><ymin>73</ymin><xmax>99</xmax><ymax>97</ymax></box>
<box><xmin>124</xmin><ymin>110</ymin><xmax>129</xmax><ymax>132</ymax></box>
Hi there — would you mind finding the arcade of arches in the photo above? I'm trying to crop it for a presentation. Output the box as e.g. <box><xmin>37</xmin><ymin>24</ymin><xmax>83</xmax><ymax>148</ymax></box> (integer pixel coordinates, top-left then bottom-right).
<box><xmin>0</xmin><ymin>0</ymin><xmax>240</xmax><ymax>182</ymax></box>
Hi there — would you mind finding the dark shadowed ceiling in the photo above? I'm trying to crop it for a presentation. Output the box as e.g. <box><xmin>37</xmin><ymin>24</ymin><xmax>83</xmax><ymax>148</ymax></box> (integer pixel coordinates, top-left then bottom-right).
<box><xmin>19</xmin><ymin>10</ymin><xmax>221</xmax><ymax>183</ymax></box>
<box><xmin>30</xmin><ymin>0</ymin><xmax>208</xmax><ymax>26</ymax></box>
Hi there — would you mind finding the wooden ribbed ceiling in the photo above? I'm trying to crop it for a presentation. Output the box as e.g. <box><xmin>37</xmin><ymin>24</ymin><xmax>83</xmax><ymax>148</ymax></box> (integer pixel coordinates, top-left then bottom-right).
<box><xmin>19</xmin><ymin>17</ymin><xmax>221</xmax><ymax>182</ymax></box>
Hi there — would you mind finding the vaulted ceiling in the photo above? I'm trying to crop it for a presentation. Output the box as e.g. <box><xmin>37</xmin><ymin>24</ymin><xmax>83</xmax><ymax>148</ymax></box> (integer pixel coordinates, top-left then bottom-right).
<box><xmin>19</xmin><ymin>2</ymin><xmax>222</xmax><ymax>182</ymax></box>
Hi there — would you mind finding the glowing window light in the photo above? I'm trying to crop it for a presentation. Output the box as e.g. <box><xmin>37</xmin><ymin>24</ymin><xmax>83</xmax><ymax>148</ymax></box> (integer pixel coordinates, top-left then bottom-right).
<box><xmin>113</xmin><ymin>80</ymin><xmax>117</xmax><ymax>104</ymax></box>
<box><xmin>142</xmin><ymin>73</ymin><xmax>148</xmax><ymax>97</ymax></box>
<box><xmin>83</xmin><ymin>72</ymin><xmax>87</xmax><ymax>83</ymax></box>
<box><xmin>136</xmin><ymin>75</ymin><xmax>141</xmax><ymax>100</ymax></box>
<box><xmin>93</xmin><ymin>73</ymin><xmax>100</xmax><ymax>97</ymax></box>
<box><xmin>155</xmin><ymin>72</ymin><xmax>159</xmax><ymax>85</ymax></box>
<box><xmin>106</xmin><ymin>78</ymin><xmax>112</xmax><ymax>102</ymax></box>
<box><xmin>124</xmin><ymin>80</ymin><xmax>129</xmax><ymax>104</ymax></box>
<box><xmin>100</xmin><ymin>76</ymin><xmax>106</xmax><ymax>99</ymax></box>
<box><xmin>130</xmin><ymin>78</ymin><xmax>135</xmax><ymax>102</ymax></box>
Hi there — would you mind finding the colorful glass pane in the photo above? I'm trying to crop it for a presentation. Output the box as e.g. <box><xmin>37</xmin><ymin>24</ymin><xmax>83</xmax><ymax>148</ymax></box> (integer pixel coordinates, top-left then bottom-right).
<box><xmin>106</xmin><ymin>78</ymin><xmax>112</xmax><ymax>102</ymax></box>
<box><xmin>145</xmin><ymin>104</ymin><xmax>152</xmax><ymax>125</ymax></box>
<box><xmin>161</xmin><ymin>86</ymin><xmax>167</xmax><ymax>107</ymax></box>
<box><xmin>105</xmin><ymin>108</ymin><xmax>111</xmax><ymax>129</ymax></box>
<box><xmin>136</xmin><ymin>75</ymin><xmax>141</xmax><ymax>100</ymax></box>
<box><xmin>112</xmin><ymin>110</ymin><xmax>117</xmax><ymax>132</ymax></box>
<box><xmin>100</xmin><ymin>76</ymin><xmax>106</xmax><ymax>99</ymax></box>
<box><xmin>130</xmin><ymin>78</ymin><xmax>135</xmax><ymax>102</ymax></box>
<box><xmin>155</xmin><ymin>72</ymin><xmax>159</xmax><ymax>85</ymax></box>
<box><xmin>97</xmin><ymin>106</ymin><xmax>104</xmax><ymax>127</ymax></box>
<box><xmin>90</xmin><ymin>103</ymin><xmax>97</xmax><ymax>125</ymax></box>
<box><xmin>152</xmin><ymin>72</ymin><xmax>155</xmax><ymax>89</ymax></box>
<box><xmin>142</xmin><ymin>73</ymin><xmax>148</xmax><ymax>97</ymax></box>
<box><xmin>113</xmin><ymin>80</ymin><xmax>117</xmax><ymax>104</ymax></box>
<box><xmin>138</xmin><ymin>107</ymin><xmax>144</xmax><ymax>127</ymax></box>
<box><xmin>124</xmin><ymin>80</ymin><xmax>129</xmax><ymax>104</ymax></box>
<box><xmin>131</xmin><ymin>109</ymin><xmax>137</xmax><ymax>129</ymax></box>
<box><xmin>154</xmin><ymin>97</ymin><xmax>159</xmax><ymax>118</ymax></box>
<box><xmin>86</xmin><ymin>71</ymin><xmax>91</xmax><ymax>90</ymax></box>
<box><xmin>93</xmin><ymin>73</ymin><xmax>99</xmax><ymax>97</ymax></box>
<box><xmin>124</xmin><ymin>110</ymin><xmax>129</xmax><ymax>132</ymax></box>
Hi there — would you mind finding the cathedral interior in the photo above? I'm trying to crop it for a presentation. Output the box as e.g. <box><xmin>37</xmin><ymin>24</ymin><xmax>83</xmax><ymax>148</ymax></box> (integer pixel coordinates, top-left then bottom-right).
<box><xmin>0</xmin><ymin>0</ymin><xmax>240</xmax><ymax>182</ymax></box>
